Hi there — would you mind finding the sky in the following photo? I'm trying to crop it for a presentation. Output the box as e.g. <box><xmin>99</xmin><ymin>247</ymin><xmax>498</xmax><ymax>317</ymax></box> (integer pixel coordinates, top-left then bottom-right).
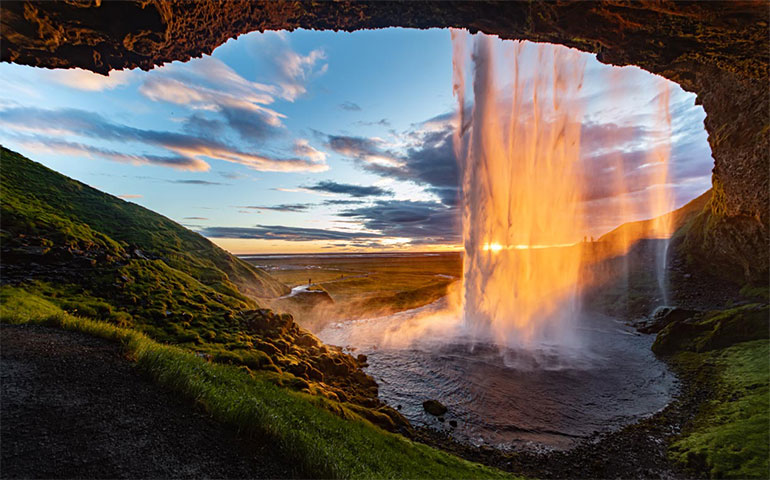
<box><xmin>0</xmin><ymin>28</ymin><xmax>713</xmax><ymax>254</ymax></box>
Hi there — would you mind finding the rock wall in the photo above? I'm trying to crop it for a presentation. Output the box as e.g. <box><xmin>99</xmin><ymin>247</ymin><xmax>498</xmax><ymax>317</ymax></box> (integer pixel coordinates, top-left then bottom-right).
<box><xmin>2</xmin><ymin>0</ymin><xmax>767</xmax><ymax>281</ymax></box>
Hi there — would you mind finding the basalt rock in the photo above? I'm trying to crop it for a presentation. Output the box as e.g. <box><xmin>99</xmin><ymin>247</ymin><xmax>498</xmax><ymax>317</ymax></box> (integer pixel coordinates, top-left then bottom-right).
<box><xmin>1</xmin><ymin>1</ymin><xmax>767</xmax><ymax>284</ymax></box>
<box><xmin>636</xmin><ymin>306</ymin><xmax>700</xmax><ymax>334</ymax></box>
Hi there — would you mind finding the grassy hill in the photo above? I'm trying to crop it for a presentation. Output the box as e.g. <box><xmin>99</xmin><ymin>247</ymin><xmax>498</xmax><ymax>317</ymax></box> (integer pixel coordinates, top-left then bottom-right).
<box><xmin>598</xmin><ymin>189</ymin><xmax>712</xmax><ymax>245</ymax></box>
<box><xmin>1</xmin><ymin>146</ymin><xmax>287</xmax><ymax>300</ymax></box>
<box><xmin>0</xmin><ymin>147</ymin><xmax>402</xmax><ymax>419</ymax></box>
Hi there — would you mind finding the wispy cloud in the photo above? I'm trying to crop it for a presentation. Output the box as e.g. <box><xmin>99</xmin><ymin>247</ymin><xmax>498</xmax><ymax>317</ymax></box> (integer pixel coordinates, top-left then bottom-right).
<box><xmin>236</xmin><ymin>204</ymin><xmax>312</xmax><ymax>212</ymax></box>
<box><xmin>304</xmin><ymin>180</ymin><xmax>391</xmax><ymax>198</ymax></box>
<box><xmin>276</xmin><ymin>47</ymin><xmax>327</xmax><ymax>101</ymax></box>
<box><xmin>339</xmin><ymin>101</ymin><xmax>362</xmax><ymax>111</ymax></box>
<box><xmin>0</xmin><ymin>107</ymin><xmax>328</xmax><ymax>173</ymax></box>
<box><xmin>47</xmin><ymin>68</ymin><xmax>135</xmax><ymax>91</ymax></box>
<box><xmin>200</xmin><ymin>224</ymin><xmax>381</xmax><ymax>241</ymax></box>
<box><xmin>118</xmin><ymin>194</ymin><xmax>143</xmax><ymax>199</ymax></box>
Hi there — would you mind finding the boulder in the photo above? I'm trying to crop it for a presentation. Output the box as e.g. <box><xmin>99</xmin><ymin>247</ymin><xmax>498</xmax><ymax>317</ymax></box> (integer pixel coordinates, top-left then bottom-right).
<box><xmin>637</xmin><ymin>306</ymin><xmax>699</xmax><ymax>334</ymax></box>
<box><xmin>422</xmin><ymin>399</ymin><xmax>448</xmax><ymax>416</ymax></box>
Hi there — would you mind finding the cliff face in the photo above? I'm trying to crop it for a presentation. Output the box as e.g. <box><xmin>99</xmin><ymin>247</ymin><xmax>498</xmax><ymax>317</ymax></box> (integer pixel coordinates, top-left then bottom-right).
<box><xmin>2</xmin><ymin>0</ymin><xmax>767</xmax><ymax>282</ymax></box>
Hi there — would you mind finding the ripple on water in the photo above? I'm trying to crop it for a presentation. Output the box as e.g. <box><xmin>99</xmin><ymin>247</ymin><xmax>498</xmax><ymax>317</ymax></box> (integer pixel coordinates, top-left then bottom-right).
<box><xmin>318</xmin><ymin>303</ymin><xmax>678</xmax><ymax>451</ymax></box>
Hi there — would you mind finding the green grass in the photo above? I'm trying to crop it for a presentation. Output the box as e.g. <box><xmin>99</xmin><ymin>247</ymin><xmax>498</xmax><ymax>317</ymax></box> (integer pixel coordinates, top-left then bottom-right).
<box><xmin>1</xmin><ymin>146</ymin><xmax>287</xmax><ymax>299</ymax></box>
<box><xmin>0</xmin><ymin>286</ymin><xmax>511</xmax><ymax>479</ymax></box>
<box><xmin>670</xmin><ymin>340</ymin><xmax>770</xmax><ymax>478</ymax></box>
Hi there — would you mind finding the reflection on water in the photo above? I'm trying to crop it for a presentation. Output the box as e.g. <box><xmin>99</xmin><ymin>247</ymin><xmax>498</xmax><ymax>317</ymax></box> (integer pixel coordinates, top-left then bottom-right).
<box><xmin>317</xmin><ymin>300</ymin><xmax>677</xmax><ymax>451</ymax></box>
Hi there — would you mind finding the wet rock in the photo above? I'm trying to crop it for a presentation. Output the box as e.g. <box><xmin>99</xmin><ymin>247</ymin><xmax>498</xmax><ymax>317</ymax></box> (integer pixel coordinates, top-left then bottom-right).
<box><xmin>636</xmin><ymin>306</ymin><xmax>699</xmax><ymax>334</ymax></box>
<box><xmin>423</xmin><ymin>399</ymin><xmax>448</xmax><ymax>416</ymax></box>
<box><xmin>356</xmin><ymin>354</ymin><xmax>368</xmax><ymax>365</ymax></box>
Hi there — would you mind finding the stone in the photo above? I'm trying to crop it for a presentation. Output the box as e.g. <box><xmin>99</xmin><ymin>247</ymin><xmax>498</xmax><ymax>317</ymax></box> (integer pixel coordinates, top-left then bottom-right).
<box><xmin>422</xmin><ymin>399</ymin><xmax>448</xmax><ymax>416</ymax></box>
<box><xmin>637</xmin><ymin>306</ymin><xmax>700</xmax><ymax>334</ymax></box>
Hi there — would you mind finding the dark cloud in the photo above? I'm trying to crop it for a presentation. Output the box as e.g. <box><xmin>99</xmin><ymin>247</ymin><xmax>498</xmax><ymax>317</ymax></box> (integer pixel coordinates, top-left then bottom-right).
<box><xmin>219</xmin><ymin>105</ymin><xmax>282</xmax><ymax>144</ymax></box>
<box><xmin>327</xmin><ymin>135</ymin><xmax>381</xmax><ymax>158</ymax></box>
<box><xmin>170</xmin><ymin>179</ymin><xmax>227</xmax><ymax>186</ymax></box>
<box><xmin>322</xmin><ymin>199</ymin><xmax>365</xmax><ymax>206</ymax></box>
<box><xmin>339</xmin><ymin>101</ymin><xmax>362</xmax><ymax>111</ymax></box>
<box><xmin>200</xmin><ymin>225</ymin><xmax>381</xmax><ymax>241</ymax></box>
<box><xmin>356</xmin><ymin>118</ymin><xmax>391</xmax><ymax>127</ymax></box>
<box><xmin>339</xmin><ymin>200</ymin><xmax>460</xmax><ymax>244</ymax></box>
<box><xmin>183</xmin><ymin>113</ymin><xmax>226</xmax><ymax>138</ymax></box>
<box><xmin>237</xmin><ymin>204</ymin><xmax>313</xmax><ymax>212</ymax></box>
<box><xmin>183</xmin><ymin>216</ymin><xmax>209</xmax><ymax>220</ymax></box>
<box><xmin>327</xmin><ymin>127</ymin><xmax>459</xmax><ymax>207</ymax></box>
<box><xmin>305</xmin><ymin>180</ymin><xmax>391</xmax><ymax>198</ymax></box>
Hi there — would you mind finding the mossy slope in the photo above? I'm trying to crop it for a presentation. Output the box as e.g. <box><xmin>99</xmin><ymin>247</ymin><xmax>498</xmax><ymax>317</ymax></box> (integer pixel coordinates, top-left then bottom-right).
<box><xmin>653</xmin><ymin>304</ymin><xmax>770</xmax><ymax>478</ymax></box>
<box><xmin>0</xmin><ymin>147</ymin><xmax>394</xmax><ymax>420</ymax></box>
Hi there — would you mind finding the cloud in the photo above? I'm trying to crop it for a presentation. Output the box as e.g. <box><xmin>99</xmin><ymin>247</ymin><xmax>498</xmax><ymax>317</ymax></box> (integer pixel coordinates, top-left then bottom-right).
<box><xmin>218</xmin><ymin>171</ymin><xmax>249</xmax><ymax>180</ymax></box>
<box><xmin>139</xmin><ymin>67</ymin><xmax>284</xmax><ymax>144</ymax></box>
<box><xmin>168</xmin><ymin>179</ymin><xmax>227</xmax><ymax>186</ymax></box>
<box><xmin>276</xmin><ymin>47</ymin><xmax>327</xmax><ymax>101</ymax></box>
<box><xmin>356</xmin><ymin>118</ymin><xmax>391</xmax><ymax>128</ymax></box>
<box><xmin>338</xmin><ymin>200</ymin><xmax>460</xmax><ymax>244</ymax></box>
<box><xmin>118</xmin><ymin>194</ymin><xmax>143</xmax><ymax>199</ymax></box>
<box><xmin>304</xmin><ymin>180</ymin><xmax>391</xmax><ymax>198</ymax></box>
<box><xmin>326</xmin><ymin>135</ymin><xmax>403</xmax><ymax>167</ymax></box>
<box><xmin>183</xmin><ymin>216</ymin><xmax>209</xmax><ymax>220</ymax></box>
<box><xmin>0</xmin><ymin>107</ymin><xmax>328</xmax><ymax>172</ymax></box>
<box><xmin>322</xmin><ymin>199</ymin><xmax>365</xmax><ymax>206</ymax></box>
<box><xmin>237</xmin><ymin>204</ymin><xmax>312</xmax><ymax>212</ymax></box>
<box><xmin>339</xmin><ymin>101</ymin><xmax>362</xmax><ymax>111</ymax></box>
<box><xmin>200</xmin><ymin>225</ymin><xmax>381</xmax><ymax>241</ymax></box>
<box><xmin>327</xmin><ymin>122</ymin><xmax>459</xmax><ymax>206</ymax></box>
<box><xmin>47</xmin><ymin>68</ymin><xmax>134</xmax><ymax>91</ymax></box>
<box><xmin>7</xmin><ymin>136</ymin><xmax>208</xmax><ymax>171</ymax></box>
<box><xmin>293</xmin><ymin>139</ymin><xmax>327</xmax><ymax>163</ymax></box>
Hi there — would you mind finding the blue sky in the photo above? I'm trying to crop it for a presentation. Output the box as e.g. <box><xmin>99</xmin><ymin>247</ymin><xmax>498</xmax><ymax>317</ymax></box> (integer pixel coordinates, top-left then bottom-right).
<box><xmin>0</xmin><ymin>28</ymin><xmax>713</xmax><ymax>253</ymax></box>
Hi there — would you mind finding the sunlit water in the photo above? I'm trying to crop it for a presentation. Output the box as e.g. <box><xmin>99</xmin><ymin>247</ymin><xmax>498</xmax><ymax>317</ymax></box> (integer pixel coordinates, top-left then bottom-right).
<box><xmin>318</xmin><ymin>299</ymin><xmax>677</xmax><ymax>451</ymax></box>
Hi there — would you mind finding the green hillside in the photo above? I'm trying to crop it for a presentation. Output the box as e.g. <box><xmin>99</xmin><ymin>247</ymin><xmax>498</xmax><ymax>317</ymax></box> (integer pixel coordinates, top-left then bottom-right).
<box><xmin>0</xmin><ymin>147</ymin><xmax>394</xmax><ymax>414</ymax></box>
<box><xmin>598</xmin><ymin>189</ymin><xmax>712</xmax><ymax>245</ymax></box>
<box><xmin>0</xmin><ymin>146</ymin><xmax>287</xmax><ymax>300</ymax></box>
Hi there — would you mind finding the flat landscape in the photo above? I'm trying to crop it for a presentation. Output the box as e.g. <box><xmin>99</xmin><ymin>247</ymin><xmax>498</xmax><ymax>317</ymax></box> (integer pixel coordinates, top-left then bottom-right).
<box><xmin>245</xmin><ymin>252</ymin><xmax>462</xmax><ymax>330</ymax></box>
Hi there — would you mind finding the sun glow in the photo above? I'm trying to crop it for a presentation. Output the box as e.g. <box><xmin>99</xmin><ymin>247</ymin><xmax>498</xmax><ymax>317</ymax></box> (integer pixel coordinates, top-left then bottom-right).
<box><xmin>483</xmin><ymin>242</ymin><xmax>578</xmax><ymax>252</ymax></box>
<box><xmin>452</xmin><ymin>33</ymin><xmax>674</xmax><ymax>348</ymax></box>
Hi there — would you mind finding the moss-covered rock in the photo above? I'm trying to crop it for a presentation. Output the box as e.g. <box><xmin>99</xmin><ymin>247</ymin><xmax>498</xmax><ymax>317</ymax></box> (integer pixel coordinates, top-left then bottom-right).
<box><xmin>653</xmin><ymin>304</ymin><xmax>769</xmax><ymax>355</ymax></box>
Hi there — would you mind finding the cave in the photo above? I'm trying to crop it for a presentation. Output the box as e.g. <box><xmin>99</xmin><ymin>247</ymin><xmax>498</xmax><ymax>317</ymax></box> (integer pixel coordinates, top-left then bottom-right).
<box><xmin>1</xmin><ymin>1</ymin><xmax>767</xmax><ymax>284</ymax></box>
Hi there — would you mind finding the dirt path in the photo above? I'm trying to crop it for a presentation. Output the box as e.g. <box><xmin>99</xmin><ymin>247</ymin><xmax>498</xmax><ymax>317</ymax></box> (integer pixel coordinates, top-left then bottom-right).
<box><xmin>0</xmin><ymin>324</ymin><xmax>293</xmax><ymax>479</ymax></box>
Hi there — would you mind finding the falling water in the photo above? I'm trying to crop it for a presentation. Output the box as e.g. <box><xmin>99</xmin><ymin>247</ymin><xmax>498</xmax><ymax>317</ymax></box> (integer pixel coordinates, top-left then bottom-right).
<box><xmin>452</xmin><ymin>32</ymin><xmax>587</xmax><ymax>348</ymax></box>
<box><xmin>648</xmin><ymin>83</ymin><xmax>674</xmax><ymax>305</ymax></box>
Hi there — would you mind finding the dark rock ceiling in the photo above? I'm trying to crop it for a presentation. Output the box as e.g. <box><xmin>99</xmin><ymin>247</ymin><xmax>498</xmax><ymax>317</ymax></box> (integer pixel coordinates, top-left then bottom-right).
<box><xmin>1</xmin><ymin>1</ymin><xmax>767</xmax><ymax>281</ymax></box>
